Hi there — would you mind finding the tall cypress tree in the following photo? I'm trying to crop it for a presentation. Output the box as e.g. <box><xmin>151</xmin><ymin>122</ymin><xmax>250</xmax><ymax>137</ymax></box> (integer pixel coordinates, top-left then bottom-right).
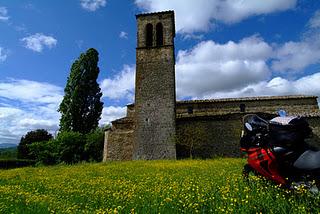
<box><xmin>58</xmin><ymin>48</ymin><xmax>103</xmax><ymax>134</ymax></box>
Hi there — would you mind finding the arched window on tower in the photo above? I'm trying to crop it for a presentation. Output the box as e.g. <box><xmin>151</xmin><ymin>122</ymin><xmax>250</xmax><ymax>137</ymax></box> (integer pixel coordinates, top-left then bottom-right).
<box><xmin>156</xmin><ymin>23</ymin><xmax>164</xmax><ymax>46</ymax></box>
<box><xmin>146</xmin><ymin>23</ymin><xmax>153</xmax><ymax>47</ymax></box>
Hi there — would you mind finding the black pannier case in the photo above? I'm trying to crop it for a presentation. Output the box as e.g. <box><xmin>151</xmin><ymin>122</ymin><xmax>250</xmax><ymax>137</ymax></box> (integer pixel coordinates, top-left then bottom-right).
<box><xmin>268</xmin><ymin>117</ymin><xmax>312</xmax><ymax>148</ymax></box>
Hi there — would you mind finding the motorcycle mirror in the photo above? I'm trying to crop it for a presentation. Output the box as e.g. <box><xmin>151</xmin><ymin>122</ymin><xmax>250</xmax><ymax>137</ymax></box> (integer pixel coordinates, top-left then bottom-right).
<box><xmin>245</xmin><ymin>123</ymin><xmax>253</xmax><ymax>131</ymax></box>
<box><xmin>278</xmin><ymin>109</ymin><xmax>287</xmax><ymax>117</ymax></box>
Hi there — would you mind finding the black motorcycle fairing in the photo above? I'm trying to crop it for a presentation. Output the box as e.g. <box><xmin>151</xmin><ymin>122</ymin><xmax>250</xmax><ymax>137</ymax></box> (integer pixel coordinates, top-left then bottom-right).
<box><xmin>272</xmin><ymin>146</ymin><xmax>300</xmax><ymax>170</ymax></box>
<box><xmin>293</xmin><ymin>150</ymin><xmax>320</xmax><ymax>170</ymax></box>
<box><xmin>273</xmin><ymin>146</ymin><xmax>291</xmax><ymax>154</ymax></box>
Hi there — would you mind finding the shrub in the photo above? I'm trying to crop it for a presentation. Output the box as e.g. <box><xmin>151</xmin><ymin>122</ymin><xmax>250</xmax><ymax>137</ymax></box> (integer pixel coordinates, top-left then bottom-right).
<box><xmin>18</xmin><ymin>129</ymin><xmax>105</xmax><ymax>165</ymax></box>
<box><xmin>28</xmin><ymin>140</ymin><xmax>60</xmax><ymax>165</ymax></box>
<box><xmin>84</xmin><ymin>128</ymin><xmax>104</xmax><ymax>162</ymax></box>
<box><xmin>56</xmin><ymin>131</ymin><xmax>86</xmax><ymax>164</ymax></box>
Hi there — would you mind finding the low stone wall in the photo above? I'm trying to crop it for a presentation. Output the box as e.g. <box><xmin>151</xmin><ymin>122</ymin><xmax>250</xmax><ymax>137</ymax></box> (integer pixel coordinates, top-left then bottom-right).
<box><xmin>104</xmin><ymin>130</ymin><xmax>134</xmax><ymax>161</ymax></box>
<box><xmin>103</xmin><ymin>118</ymin><xmax>134</xmax><ymax>161</ymax></box>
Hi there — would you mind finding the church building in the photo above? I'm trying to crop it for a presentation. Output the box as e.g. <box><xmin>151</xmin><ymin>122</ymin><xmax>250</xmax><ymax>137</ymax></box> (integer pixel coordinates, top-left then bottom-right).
<box><xmin>103</xmin><ymin>11</ymin><xmax>320</xmax><ymax>161</ymax></box>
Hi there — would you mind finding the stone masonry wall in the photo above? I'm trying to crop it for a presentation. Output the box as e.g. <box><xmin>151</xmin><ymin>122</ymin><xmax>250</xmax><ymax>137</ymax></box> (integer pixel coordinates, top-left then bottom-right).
<box><xmin>133</xmin><ymin>11</ymin><xmax>176</xmax><ymax>160</ymax></box>
<box><xmin>176</xmin><ymin>115</ymin><xmax>243</xmax><ymax>158</ymax></box>
<box><xmin>305</xmin><ymin>117</ymin><xmax>320</xmax><ymax>149</ymax></box>
<box><xmin>136</xmin><ymin>11</ymin><xmax>175</xmax><ymax>49</ymax></box>
<box><xmin>175</xmin><ymin>113</ymin><xmax>275</xmax><ymax>159</ymax></box>
<box><xmin>134</xmin><ymin>47</ymin><xmax>176</xmax><ymax>159</ymax></box>
<box><xmin>176</xmin><ymin>114</ymin><xmax>320</xmax><ymax>159</ymax></box>
<box><xmin>176</xmin><ymin>96</ymin><xmax>319</xmax><ymax>118</ymax></box>
<box><xmin>103</xmin><ymin>118</ymin><xmax>134</xmax><ymax>161</ymax></box>
<box><xmin>104</xmin><ymin>114</ymin><xmax>320</xmax><ymax>161</ymax></box>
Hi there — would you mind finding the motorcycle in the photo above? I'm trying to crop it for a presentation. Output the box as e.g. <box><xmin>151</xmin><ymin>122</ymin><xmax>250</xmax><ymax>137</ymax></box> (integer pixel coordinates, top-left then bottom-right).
<box><xmin>240</xmin><ymin>110</ymin><xmax>320</xmax><ymax>193</ymax></box>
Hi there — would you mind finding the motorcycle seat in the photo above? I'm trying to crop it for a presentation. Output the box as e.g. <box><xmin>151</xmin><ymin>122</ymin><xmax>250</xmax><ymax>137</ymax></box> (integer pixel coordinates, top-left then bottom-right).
<box><xmin>293</xmin><ymin>150</ymin><xmax>320</xmax><ymax>170</ymax></box>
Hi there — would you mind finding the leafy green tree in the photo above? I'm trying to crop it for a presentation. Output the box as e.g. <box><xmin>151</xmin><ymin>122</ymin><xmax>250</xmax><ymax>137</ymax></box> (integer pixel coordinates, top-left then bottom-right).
<box><xmin>58</xmin><ymin>48</ymin><xmax>103</xmax><ymax>134</ymax></box>
<box><xmin>17</xmin><ymin>129</ymin><xmax>53</xmax><ymax>159</ymax></box>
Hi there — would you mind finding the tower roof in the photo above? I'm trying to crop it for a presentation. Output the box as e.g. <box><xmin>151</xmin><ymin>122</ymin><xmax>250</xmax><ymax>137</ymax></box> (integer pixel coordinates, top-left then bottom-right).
<box><xmin>135</xmin><ymin>10</ymin><xmax>174</xmax><ymax>18</ymax></box>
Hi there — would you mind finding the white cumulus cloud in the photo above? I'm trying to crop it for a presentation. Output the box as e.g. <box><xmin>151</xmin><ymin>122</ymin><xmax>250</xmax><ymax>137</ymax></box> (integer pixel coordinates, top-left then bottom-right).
<box><xmin>21</xmin><ymin>33</ymin><xmax>57</xmax><ymax>52</ymax></box>
<box><xmin>100</xmin><ymin>106</ymin><xmax>127</xmax><ymax>125</ymax></box>
<box><xmin>0</xmin><ymin>79</ymin><xmax>63</xmax><ymax>104</ymax></box>
<box><xmin>176</xmin><ymin>35</ymin><xmax>272</xmax><ymax>99</ymax></box>
<box><xmin>0</xmin><ymin>79</ymin><xmax>63</xmax><ymax>145</ymax></box>
<box><xmin>202</xmin><ymin>73</ymin><xmax>320</xmax><ymax>101</ymax></box>
<box><xmin>0</xmin><ymin>7</ymin><xmax>9</xmax><ymax>21</ymax></box>
<box><xmin>272</xmin><ymin>41</ymin><xmax>320</xmax><ymax>72</ymax></box>
<box><xmin>271</xmin><ymin>10</ymin><xmax>320</xmax><ymax>72</ymax></box>
<box><xmin>80</xmin><ymin>0</ymin><xmax>107</xmax><ymax>11</ymax></box>
<box><xmin>135</xmin><ymin>0</ymin><xmax>296</xmax><ymax>33</ymax></box>
<box><xmin>100</xmin><ymin>65</ymin><xmax>135</xmax><ymax>101</ymax></box>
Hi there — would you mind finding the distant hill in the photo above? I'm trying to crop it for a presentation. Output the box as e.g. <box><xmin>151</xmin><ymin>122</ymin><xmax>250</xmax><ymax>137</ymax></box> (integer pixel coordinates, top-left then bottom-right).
<box><xmin>0</xmin><ymin>143</ymin><xmax>17</xmax><ymax>149</ymax></box>
<box><xmin>0</xmin><ymin>146</ymin><xmax>17</xmax><ymax>159</ymax></box>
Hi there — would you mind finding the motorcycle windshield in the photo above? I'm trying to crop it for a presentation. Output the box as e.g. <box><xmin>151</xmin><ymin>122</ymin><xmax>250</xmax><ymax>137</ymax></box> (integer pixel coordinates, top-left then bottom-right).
<box><xmin>243</xmin><ymin>114</ymin><xmax>268</xmax><ymax>131</ymax></box>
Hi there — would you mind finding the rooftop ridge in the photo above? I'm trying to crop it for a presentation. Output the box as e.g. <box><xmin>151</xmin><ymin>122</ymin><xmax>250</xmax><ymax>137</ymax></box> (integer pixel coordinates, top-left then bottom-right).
<box><xmin>176</xmin><ymin>95</ymin><xmax>318</xmax><ymax>104</ymax></box>
<box><xmin>127</xmin><ymin>95</ymin><xmax>318</xmax><ymax>107</ymax></box>
<box><xmin>176</xmin><ymin>111</ymin><xmax>320</xmax><ymax>119</ymax></box>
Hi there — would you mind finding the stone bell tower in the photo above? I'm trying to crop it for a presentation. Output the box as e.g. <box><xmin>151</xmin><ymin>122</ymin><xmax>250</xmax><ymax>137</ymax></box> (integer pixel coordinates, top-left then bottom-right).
<box><xmin>133</xmin><ymin>11</ymin><xmax>176</xmax><ymax>160</ymax></box>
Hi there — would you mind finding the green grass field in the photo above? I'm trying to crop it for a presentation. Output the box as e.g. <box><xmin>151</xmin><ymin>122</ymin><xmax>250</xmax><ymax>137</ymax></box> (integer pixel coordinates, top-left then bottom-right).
<box><xmin>0</xmin><ymin>158</ymin><xmax>319</xmax><ymax>213</ymax></box>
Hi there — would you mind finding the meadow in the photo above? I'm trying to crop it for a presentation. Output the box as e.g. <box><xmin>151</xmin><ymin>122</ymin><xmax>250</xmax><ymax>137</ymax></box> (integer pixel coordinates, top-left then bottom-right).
<box><xmin>0</xmin><ymin>158</ymin><xmax>319</xmax><ymax>213</ymax></box>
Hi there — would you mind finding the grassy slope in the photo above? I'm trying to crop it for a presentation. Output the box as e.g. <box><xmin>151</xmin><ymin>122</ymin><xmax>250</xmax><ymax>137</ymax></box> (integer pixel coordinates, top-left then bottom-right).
<box><xmin>0</xmin><ymin>158</ymin><xmax>319</xmax><ymax>213</ymax></box>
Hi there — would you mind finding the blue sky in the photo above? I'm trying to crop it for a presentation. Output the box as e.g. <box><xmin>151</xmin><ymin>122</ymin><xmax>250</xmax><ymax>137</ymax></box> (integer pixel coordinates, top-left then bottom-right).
<box><xmin>1</xmin><ymin>0</ymin><xmax>320</xmax><ymax>145</ymax></box>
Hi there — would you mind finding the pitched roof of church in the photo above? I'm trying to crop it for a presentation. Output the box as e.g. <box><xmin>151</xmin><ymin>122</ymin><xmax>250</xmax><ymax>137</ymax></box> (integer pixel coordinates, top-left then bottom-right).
<box><xmin>127</xmin><ymin>95</ymin><xmax>317</xmax><ymax>107</ymax></box>
<box><xmin>176</xmin><ymin>95</ymin><xmax>318</xmax><ymax>104</ymax></box>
